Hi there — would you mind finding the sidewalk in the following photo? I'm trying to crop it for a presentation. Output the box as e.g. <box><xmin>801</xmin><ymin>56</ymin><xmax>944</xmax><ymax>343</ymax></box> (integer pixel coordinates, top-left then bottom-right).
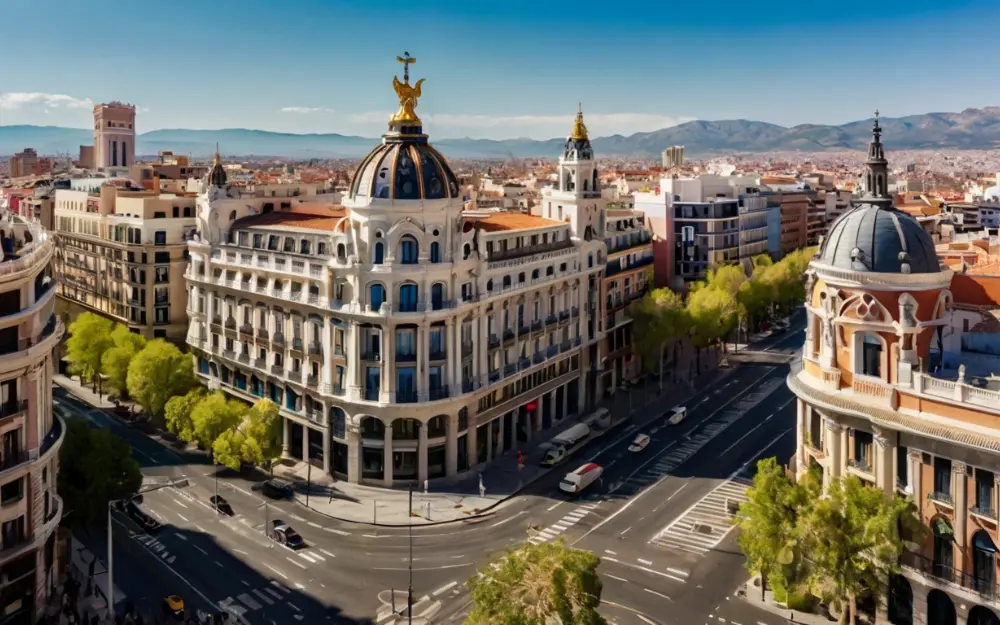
<box><xmin>737</xmin><ymin>575</ymin><xmax>843</xmax><ymax>625</ymax></box>
<box><xmin>276</xmin><ymin>367</ymin><xmax>736</xmax><ymax>526</ymax></box>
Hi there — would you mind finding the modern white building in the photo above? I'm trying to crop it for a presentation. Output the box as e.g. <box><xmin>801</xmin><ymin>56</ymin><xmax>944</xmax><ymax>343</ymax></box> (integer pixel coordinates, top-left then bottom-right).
<box><xmin>184</xmin><ymin>66</ymin><xmax>606</xmax><ymax>486</ymax></box>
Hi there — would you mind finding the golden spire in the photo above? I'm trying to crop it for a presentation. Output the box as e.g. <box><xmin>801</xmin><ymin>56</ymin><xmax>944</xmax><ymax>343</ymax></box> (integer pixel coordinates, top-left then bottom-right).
<box><xmin>390</xmin><ymin>51</ymin><xmax>426</xmax><ymax>127</ymax></box>
<box><xmin>213</xmin><ymin>142</ymin><xmax>221</xmax><ymax>165</ymax></box>
<box><xmin>570</xmin><ymin>102</ymin><xmax>589</xmax><ymax>141</ymax></box>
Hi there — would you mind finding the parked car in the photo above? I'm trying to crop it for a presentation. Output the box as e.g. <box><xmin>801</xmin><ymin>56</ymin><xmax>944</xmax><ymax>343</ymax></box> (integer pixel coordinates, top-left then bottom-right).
<box><xmin>162</xmin><ymin>595</ymin><xmax>185</xmax><ymax>621</ymax></box>
<box><xmin>123</xmin><ymin>498</ymin><xmax>161</xmax><ymax>533</ymax></box>
<box><xmin>628</xmin><ymin>434</ymin><xmax>651</xmax><ymax>452</ymax></box>
<box><xmin>210</xmin><ymin>495</ymin><xmax>233</xmax><ymax>516</ymax></box>
<box><xmin>668</xmin><ymin>406</ymin><xmax>687</xmax><ymax>425</ymax></box>
<box><xmin>559</xmin><ymin>463</ymin><xmax>603</xmax><ymax>495</ymax></box>
<box><xmin>267</xmin><ymin>520</ymin><xmax>305</xmax><ymax>548</ymax></box>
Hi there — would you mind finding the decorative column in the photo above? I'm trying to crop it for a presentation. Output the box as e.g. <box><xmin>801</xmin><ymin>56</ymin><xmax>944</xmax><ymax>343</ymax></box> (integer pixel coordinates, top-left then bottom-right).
<box><xmin>478</xmin><ymin>309</ymin><xmax>489</xmax><ymax>382</ymax></box>
<box><xmin>322</xmin><ymin>429</ymin><xmax>331</xmax><ymax>474</ymax></box>
<box><xmin>350</xmin><ymin>324</ymin><xmax>362</xmax><ymax>398</ymax></box>
<box><xmin>301</xmin><ymin>426</ymin><xmax>309</xmax><ymax>462</ymax></box>
<box><xmin>795</xmin><ymin>400</ymin><xmax>806</xmax><ymax>477</ymax></box>
<box><xmin>419</xmin><ymin>323</ymin><xmax>430</xmax><ymax>397</ymax></box>
<box><xmin>873</xmin><ymin>427</ymin><xmax>895</xmax><ymax>497</ymax></box>
<box><xmin>446</xmin><ymin>318</ymin><xmax>458</xmax><ymax>393</ymax></box>
<box><xmin>383</xmin><ymin>423</ymin><xmax>394</xmax><ymax>487</ymax></box>
<box><xmin>346</xmin><ymin>423</ymin><xmax>361</xmax><ymax>484</ymax></box>
<box><xmin>953</xmin><ymin>461</ymin><xmax>968</xmax><ymax>553</ymax></box>
<box><xmin>417</xmin><ymin>422</ymin><xmax>429</xmax><ymax>484</ymax></box>
<box><xmin>825</xmin><ymin>421</ymin><xmax>844</xmax><ymax>489</ymax></box>
<box><xmin>322</xmin><ymin>319</ymin><xmax>333</xmax><ymax>389</ymax></box>
<box><xmin>908</xmin><ymin>450</ymin><xmax>923</xmax><ymax>515</ymax></box>
<box><xmin>282</xmin><ymin>417</ymin><xmax>291</xmax><ymax>456</ymax></box>
<box><xmin>466</xmin><ymin>419</ymin><xmax>478</xmax><ymax>470</ymax></box>
<box><xmin>384</xmin><ymin>326</ymin><xmax>395</xmax><ymax>402</ymax></box>
<box><xmin>445</xmin><ymin>413</ymin><xmax>459</xmax><ymax>477</ymax></box>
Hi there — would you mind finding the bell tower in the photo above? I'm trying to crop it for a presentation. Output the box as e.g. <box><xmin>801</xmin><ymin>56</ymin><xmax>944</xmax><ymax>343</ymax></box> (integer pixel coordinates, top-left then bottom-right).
<box><xmin>541</xmin><ymin>104</ymin><xmax>605</xmax><ymax>242</ymax></box>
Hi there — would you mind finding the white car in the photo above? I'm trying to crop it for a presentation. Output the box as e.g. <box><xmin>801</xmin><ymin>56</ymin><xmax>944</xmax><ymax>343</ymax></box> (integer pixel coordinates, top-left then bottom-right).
<box><xmin>668</xmin><ymin>406</ymin><xmax>687</xmax><ymax>425</ymax></box>
<box><xmin>628</xmin><ymin>434</ymin><xmax>651</xmax><ymax>452</ymax></box>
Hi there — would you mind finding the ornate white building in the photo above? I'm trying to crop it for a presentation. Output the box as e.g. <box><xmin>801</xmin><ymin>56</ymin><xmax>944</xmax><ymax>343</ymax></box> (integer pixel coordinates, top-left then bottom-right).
<box><xmin>185</xmin><ymin>58</ymin><xmax>606</xmax><ymax>486</ymax></box>
<box><xmin>0</xmin><ymin>216</ymin><xmax>65</xmax><ymax>625</ymax></box>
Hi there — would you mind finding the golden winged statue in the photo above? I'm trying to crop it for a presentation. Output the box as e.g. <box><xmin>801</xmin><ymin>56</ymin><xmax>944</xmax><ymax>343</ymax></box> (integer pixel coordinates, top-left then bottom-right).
<box><xmin>390</xmin><ymin>52</ymin><xmax>425</xmax><ymax>125</ymax></box>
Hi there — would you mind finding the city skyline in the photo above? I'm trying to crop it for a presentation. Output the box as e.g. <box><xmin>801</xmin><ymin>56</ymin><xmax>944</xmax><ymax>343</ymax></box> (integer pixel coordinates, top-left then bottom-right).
<box><xmin>2</xmin><ymin>0</ymin><xmax>997</xmax><ymax>140</ymax></box>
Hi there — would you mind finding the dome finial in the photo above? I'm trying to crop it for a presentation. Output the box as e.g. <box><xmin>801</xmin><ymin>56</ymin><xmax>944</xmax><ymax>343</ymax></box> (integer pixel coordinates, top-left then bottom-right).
<box><xmin>390</xmin><ymin>52</ymin><xmax>426</xmax><ymax>128</ymax></box>
<box><xmin>213</xmin><ymin>142</ymin><xmax>220</xmax><ymax>166</ymax></box>
<box><xmin>570</xmin><ymin>103</ymin><xmax>589</xmax><ymax>141</ymax></box>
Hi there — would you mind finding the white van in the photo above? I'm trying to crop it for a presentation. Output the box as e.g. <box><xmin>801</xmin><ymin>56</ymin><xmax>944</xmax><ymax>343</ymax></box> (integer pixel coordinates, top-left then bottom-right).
<box><xmin>559</xmin><ymin>463</ymin><xmax>603</xmax><ymax>495</ymax></box>
<box><xmin>668</xmin><ymin>406</ymin><xmax>687</xmax><ymax>425</ymax></box>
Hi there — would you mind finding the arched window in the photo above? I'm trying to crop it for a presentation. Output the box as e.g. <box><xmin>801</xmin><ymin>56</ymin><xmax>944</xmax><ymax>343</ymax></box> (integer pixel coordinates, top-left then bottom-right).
<box><xmin>399</xmin><ymin>283</ymin><xmax>418</xmax><ymax>312</ymax></box>
<box><xmin>502</xmin><ymin>276</ymin><xmax>511</xmax><ymax>289</ymax></box>
<box><xmin>373</xmin><ymin>241</ymin><xmax>384</xmax><ymax>265</ymax></box>
<box><xmin>431</xmin><ymin>283</ymin><xmax>444</xmax><ymax>310</ymax></box>
<box><xmin>229</xmin><ymin>210</ymin><xmax>237</xmax><ymax>221</ymax></box>
<box><xmin>973</xmin><ymin>530</ymin><xmax>997</xmax><ymax>595</ymax></box>
<box><xmin>932</xmin><ymin>517</ymin><xmax>954</xmax><ymax>576</ymax></box>
<box><xmin>430</xmin><ymin>241</ymin><xmax>441</xmax><ymax>263</ymax></box>
<box><xmin>330</xmin><ymin>407</ymin><xmax>346</xmax><ymax>439</ymax></box>
<box><xmin>531</xmin><ymin>269</ymin><xmax>540</xmax><ymax>280</ymax></box>
<box><xmin>399</xmin><ymin>236</ymin><xmax>419</xmax><ymax>264</ymax></box>
<box><xmin>369</xmin><ymin>284</ymin><xmax>386</xmax><ymax>311</ymax></box>
<box><xmin>300</xmin><ymin>239</ymin><xmax>311</xmax><ymax>255</ymax></box>
<box><xmin>337</xmin><ymin>243</ymin><xmax>346</xmax><ymax>259</ymax></box>
<box><xmin>463</xmin><ymin>243</ymin><xmax>471</xmax><ymax>259</ymax></box>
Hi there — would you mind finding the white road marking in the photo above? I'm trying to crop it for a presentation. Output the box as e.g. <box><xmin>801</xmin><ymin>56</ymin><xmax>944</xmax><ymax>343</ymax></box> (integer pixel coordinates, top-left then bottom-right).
<box><xmin>287</xmin><ymin>557</ymin><xmax>307</xmax><ymax>569</ymax></box>
<box><xmin>287</xmin><ymin>603</ymin><xmax>301</xmax><ymax>611</ymax></box>
<box><xmin>667</xmin><ymin>567</ymin><xmax>689</xmax><ymax>577</ymax></box>
<box><xmin>233</xmin><ymin>549</ymin><xmax>248</xmax><ymax>556</ymax></box>
<box><xmin>323</xmin><ymin>527</ymin><xmax>350</xmax><ymax>535</ymax></box>
<box><xmin>177</xmin><ymin>514</ymin><xmax>189</xmax><ymax>523</ymax></box>
<box><xmin>194</xmin><ymin>546</ymin><xmax>208</xmax><ymax>555</ymax></box>
<box><xmin>263</xmin><ymin>588</ymin><xmax>283</xmax><ymax>601</ymax></box>
<box><xmin>172</xmin><ymin>498</ymin><xmax>189</xmax><ymax>509</ymax></box>
<box><xmin>237</xmin><ymin>594</ymin><xmax>262</xmax><ymax>610</ymax></box>
<box><xmin>637</xmin><ymin>559</ymin><xmax>653</xmax><ymax>566</ymax></box>
<box><xmin>307</xmin><ymin>551</ymin><xmax>325</xmax><ymax>561</ymax></box>
<box><xmin>606</xmin><ymin>574</ymin><xmax>629</xmax><ymax>583</ymax></box>
<box><xmin>488</xmin><ymin>513</ymin><xmax>521</xmax><ymax>528</ymax></box>
<box><xmin>546</xmin><ymin>502</ymin><xmax>564</xmax><ymax>512</ymax></box>
<box><xmin>319</xmin><ymin>548</ymin><xmax>336</xmax><ymax>558</ymax></box>
<box><xmin>251</xmin><ymin>589</ymin><xmax>274</xmax><ymax>606</ymax></box>
<box><xmin>294</xmin><ymin>583</ymin><xmax>305</xmax><ymax>590</ymax></box>
<box><xmin>644</xmin><ymin>588</ymin><xmax>671</xmax><ymax>600</ymax></box>
<box><xmin>363</xmin><ymin>534</ymin><xmax>379</xmax><ymax>538</ymax></box>
<box><xmin>289</xmin><ymin>513</ymin><xmax>306</xmax><ymax>521</ymax></box>
<box><xmin>265</xmin><ymin>565</ymin><xmax>287</xmax><ymax>579</ymax></box>
<box><xmin>605</xmin><ymin>550</ymin><xmax>618</xmax><ymax>556</ymax></box>
<box><xmin>194</xmin><ymin>524</ymin><xmax>206</xmax><ymax>532</ymax></box>
<box><xmin>307</xmin><ymin>521</ymin><xmax>321</xmax><ymax>528</ymax></box>
<box><xmin>433</xmin><ymin>581</ymin><xmax>458</xmax><ymax>597</ymax></box>
<box><xmin>270</xmin><ymin>581</ymin><xmax>290</xmax><ymax>593</ymax></box>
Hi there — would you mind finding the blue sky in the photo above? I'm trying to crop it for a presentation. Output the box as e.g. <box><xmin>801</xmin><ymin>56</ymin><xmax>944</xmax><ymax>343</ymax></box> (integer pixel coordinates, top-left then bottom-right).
<box><xmin>1</xmin><ymin>0</ymin><xmax>996</xmax><ymax>140</ymax></box>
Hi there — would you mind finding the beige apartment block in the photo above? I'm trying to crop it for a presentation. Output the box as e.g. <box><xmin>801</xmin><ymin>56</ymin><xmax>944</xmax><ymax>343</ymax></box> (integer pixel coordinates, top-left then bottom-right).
<box><xmin>53</xmin><ymin>179</ymin><xmax>195</xmax><ymax>341</ymax></box>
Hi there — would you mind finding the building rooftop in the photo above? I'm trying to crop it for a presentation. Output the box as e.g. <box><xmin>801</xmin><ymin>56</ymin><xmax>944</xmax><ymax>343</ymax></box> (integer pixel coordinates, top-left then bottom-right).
<box><xmin>232</xmin><ymin>204</ymin><xmax>348</xmax><ymax>232</ymax></box>
<box><xmin>473</xmin><ymin>212</ymin><xmax>563</xmax><ymax>233</ymax></box>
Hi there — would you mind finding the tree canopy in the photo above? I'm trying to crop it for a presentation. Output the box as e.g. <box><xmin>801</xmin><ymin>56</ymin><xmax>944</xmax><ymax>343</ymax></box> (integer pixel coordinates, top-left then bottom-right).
<box><xmin>164</xmin><ymin>387</ymin><xmax>207</xmax><ymax>442</ymax></box>
<box><xmin>65</xmin><ymin>313</ymin><xmax>115</xmax><ymax>389</ymax></box>
<box><xmin>57</xmin><ymin>419</ymin><xmax>143</xmax><ymax>526</ymax></box>
<box><xmin>212</xmin><ymin>399</ymin><xmax>282</xmax><ymax>471</ymax></box>
<box><xmin>126</xmin><ymin>339</ymin><xmax>196</xmax><ymax>422</ymax></box>
<box><xmin>101</xmin><ymin>325</ymin><xmax>148</xmax><ymax>399</ymax></box>
<box><xmin>737</xmin><ymin>460</ymin><xmax>923</xmax><ymax>625</ymax></box>
<box><xmin>465</xmin><ymin>539</ymin><xmax>607</xmax><ymax>625</ymax></box>
<box><xmin>190</xmin><ymin>391</ymin><xmax>247</xmax><ymax>452</ymax></box>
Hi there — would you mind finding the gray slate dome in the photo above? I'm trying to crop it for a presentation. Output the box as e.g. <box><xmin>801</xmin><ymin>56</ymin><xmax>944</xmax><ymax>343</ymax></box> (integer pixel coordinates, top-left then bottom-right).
<box><xmin>818</xmin><ymin>204</ymin><xmax>940</xmax><ymax>274</ymax></box>
<box><xmin>349</xmin><ymin>134</ymin><xmax>460</xmax><ymax>201</ymax></box>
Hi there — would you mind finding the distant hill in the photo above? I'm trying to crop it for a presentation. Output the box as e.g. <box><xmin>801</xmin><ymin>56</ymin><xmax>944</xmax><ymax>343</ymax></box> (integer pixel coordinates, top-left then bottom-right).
<box><xmin>4</xmin><ymin>107</ymin><xmax>1000</xmax><ymax>159</ymax></box>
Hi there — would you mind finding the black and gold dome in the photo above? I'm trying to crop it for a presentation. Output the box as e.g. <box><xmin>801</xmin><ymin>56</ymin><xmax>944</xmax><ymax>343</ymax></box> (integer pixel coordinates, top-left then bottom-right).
<box><xmin>348</xmin><ymin>53</ymin><xmax>460</xmax><ymax>201</ymax></box>
<box><xmin>207</xmin><ymin>147</ymin><xmax>227</xmax><ymax>187</ymax></box>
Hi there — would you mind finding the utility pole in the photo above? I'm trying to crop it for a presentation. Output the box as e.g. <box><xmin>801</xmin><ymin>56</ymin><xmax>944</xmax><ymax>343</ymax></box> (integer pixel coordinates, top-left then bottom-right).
<box><xmin>214</xmin><ymin>462</ymin><xmax>219</xmax><ymax>512</ymax></box>
<box><xmin>408</xmin><ymin>485</ymin><xmax>414</xmax><ymax>625</ymax></box>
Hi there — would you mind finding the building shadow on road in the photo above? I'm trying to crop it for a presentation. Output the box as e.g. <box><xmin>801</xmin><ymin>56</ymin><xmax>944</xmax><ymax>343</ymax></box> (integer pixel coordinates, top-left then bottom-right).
<box><xmin>115</xmin><ymin>520</ymin><xmax>375</xmax><ymax>625</ymax></box>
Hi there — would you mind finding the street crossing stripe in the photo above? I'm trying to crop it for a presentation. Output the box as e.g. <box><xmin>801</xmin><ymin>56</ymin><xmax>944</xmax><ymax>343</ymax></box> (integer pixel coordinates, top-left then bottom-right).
<box><xmin>236</xmin><ymin>594</ymin><xmax>262</xmax><ymax>610</ymax></box>
<box><xmin>263</xmin><ymin>588</ymin><xmax>283</xmax><ymax>601</ymax></box>
<box><xmin>251</xmin><ymin>589</ymin><xmax>274</xmax><ymax>605</ymax></box>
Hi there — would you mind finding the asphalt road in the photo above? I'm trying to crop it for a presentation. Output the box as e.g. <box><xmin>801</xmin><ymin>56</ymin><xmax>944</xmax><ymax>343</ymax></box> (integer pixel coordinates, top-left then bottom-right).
<box><xmin>59</xmin><ymin>322</ymin><xmax>805</xmax><ymax>624</ymax></box>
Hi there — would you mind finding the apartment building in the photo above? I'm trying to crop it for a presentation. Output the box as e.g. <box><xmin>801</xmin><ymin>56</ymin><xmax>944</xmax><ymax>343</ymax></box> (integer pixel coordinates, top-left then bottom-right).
<box><xmin>131</xmin><ymin>152</ymin><xmax>209</xmax><ymax>191</ymax></box>
<box><xmin>185</xmin><ymin>73</ymin><xmax>604</xmax><ymax>486</ymax></box>
<box><xmin>602</xmin><ymin>209</ymin><xmax>653</xmax><ymax>389</ymax></box>
<box><xmin>53</xmin><ymin>178</ymin><xmax>196</xmax><ymax>341</ymax></box>
<box><xmin>7</xmin><ymin>149</ymin><xmax>50</xmax><ymax>179</ymax></box>
<box><xmin>789</xmin><ymin>120</ymin><xmax>1000</xmax><ymax>625</ymax></box>
<box><xmin>0</xmin><ymin>216</ymin><xmax>65</xmax><ymax>625</ymax></box>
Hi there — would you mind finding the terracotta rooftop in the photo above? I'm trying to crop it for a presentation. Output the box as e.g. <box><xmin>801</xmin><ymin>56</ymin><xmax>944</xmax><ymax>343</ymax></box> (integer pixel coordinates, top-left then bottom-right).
<box><xmin>233</xmin><ymin>204</ymin><xmax>348</xmax><ymax>232</ymax></box>
<box><xmin>951</xmin><ymin>274</ymin><xmax>1000</xmax><ymax>307</ymax></box>
<box><xmin>474</xmin><ymin>212</ymin><xmax>563</xmax><ymax>232</ymax></box>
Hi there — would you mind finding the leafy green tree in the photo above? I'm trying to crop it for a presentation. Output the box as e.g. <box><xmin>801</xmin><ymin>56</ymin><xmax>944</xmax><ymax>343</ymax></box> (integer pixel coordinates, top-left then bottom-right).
<box><xmin>57</xmin><ymin>419</ymin><xmax>143</xmax><ymax>526</ymax></box>
<box><xmin>65</xmin><ymin>313</ymin><xmax>115</xmax><ymax>392</ymax></box>
<box><xmin>737</xmin><ymin>458</ymin><xmax>817</xmax><ymax>600</ymax></box>
<box><xmin>126</xmin><ymin>339</ymin><xmax>196</xmax><ymax>424</ymax></box>
<box><xmin>190</xmin><ymin>392</ymin><xmax>247</xmax><ymax>452</ymax></box>
<box><xmin>687</xmin><ymin>283</ymin><xmax>737</xmax><ymax>371</ymax></box>
<box><xmin>212</xmin><ymin>399</ymin><xmax>281</xmax><ymax>471</ymax></box>
<box><xmin>630</xmin><ymin>288</ymin><xmax>690</xmax><ymax>387</ymax></box>
<box><xmin>465</xmin><ymin>539</ymin><xmax>607</xmax><ymax>625</ymax></box>
<box><xmin>101</xmin><ymin>325</ymin><xmax>147</xmax><ymax>399</ymax></box>
<box><xmin>798</xmin><ymin>475</ymin><xmax>923</xmax><ymax>625</ymax></box>
<box><xmin>164</xmin><ymin>387</ymin><xmax>207</xmax><ymax>442</ymax></box>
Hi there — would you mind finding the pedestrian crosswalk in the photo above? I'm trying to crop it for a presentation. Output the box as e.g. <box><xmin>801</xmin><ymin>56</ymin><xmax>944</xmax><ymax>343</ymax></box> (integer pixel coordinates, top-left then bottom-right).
<box><xmin>649</xmin><ymin>477</ymin><xmax>750</xmax><ymax>555</ymax></box>
<box><xmin>132</xmin><ymin>533</ymin><xmax>177</xmax><ymax>564</ymax></box>
<box><xmin>219</xmin><ymin>579</ymin><xmax>299</xmax><ymax>622</ymax></box>
<box><xmin>527</xmin><ymin>502</ymin><xmax>601</xmax><ymax>545</ymax></box>
<box><xmin>611</xmin><ymin>377</ymin><xmax>784</xmax><ymax>497</ymax></box>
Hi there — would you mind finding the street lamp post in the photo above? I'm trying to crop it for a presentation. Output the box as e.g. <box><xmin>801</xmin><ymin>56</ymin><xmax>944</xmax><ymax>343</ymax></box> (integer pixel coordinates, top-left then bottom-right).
<box><xmin>107</xmin><ymin>500</ymin><xmax>115</xmax><ymax>622</ymax></box>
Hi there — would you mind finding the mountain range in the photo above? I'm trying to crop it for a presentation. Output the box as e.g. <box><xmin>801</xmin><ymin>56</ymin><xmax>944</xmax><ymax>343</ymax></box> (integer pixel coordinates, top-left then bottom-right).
<box><xmin>3</xmin><ymin>107</ymin><xmax>1000</xmax><ymax>160</ymax></box>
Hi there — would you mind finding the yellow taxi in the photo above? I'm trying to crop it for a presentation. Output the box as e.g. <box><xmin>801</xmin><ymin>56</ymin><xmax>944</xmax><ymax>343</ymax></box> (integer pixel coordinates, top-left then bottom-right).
<box><xmin>162</xmin><ymin>595</ymin><xmax>185</xmax><ymax>620</ymax></box>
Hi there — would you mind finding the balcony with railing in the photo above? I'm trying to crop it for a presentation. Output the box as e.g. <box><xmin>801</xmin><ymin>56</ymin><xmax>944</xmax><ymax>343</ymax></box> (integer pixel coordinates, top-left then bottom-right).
<box><xmin>429</xmin><ymin>387</ymin><xmax>449</xmax><ymax>401</ymax></box>
<box><xmin>462</xmin><ymin>341</ymin><xmax>473</xmax><ymax>357</ymax></box>
<box><xmin>364</xmin><ymin>387</ymin><xmax>380</xmax><ymax>402</ymax></box>
<box><xmin>396</xmin><ymin>351</ymin><xmax>417</xmax><ymax>363</ymax></box>
<box><xmin>901</xmin><ymin>550</ymin><xmax>1000</xmax><ymax>602</ymax></box>
<box><xmin>362</xmin><ymin>349</ymin><xmax>381</xmax><ymax>362</ymax></box>
<box><xmin>397</xmin><ymin>390</ymin><xmax>418</xmax><ymax>404</ymax></box>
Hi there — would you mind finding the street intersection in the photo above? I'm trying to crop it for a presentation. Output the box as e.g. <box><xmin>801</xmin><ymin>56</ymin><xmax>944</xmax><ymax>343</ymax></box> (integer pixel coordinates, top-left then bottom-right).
<box><xmin>60</xmin><ymin>327</ymin><xmax>806</xmax><ymax>625</ymax></box>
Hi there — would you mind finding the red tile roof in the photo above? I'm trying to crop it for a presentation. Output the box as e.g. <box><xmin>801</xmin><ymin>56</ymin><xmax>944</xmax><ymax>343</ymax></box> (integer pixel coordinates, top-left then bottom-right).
<box><xmin>234</xmin><ymin>204</ymin><xmax>348</xmax><ymax>232</ymax></box>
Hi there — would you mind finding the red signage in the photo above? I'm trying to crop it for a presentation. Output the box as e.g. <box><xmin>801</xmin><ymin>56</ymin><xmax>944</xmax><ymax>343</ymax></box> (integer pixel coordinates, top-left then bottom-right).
<box><xmin>526</xmin><ymin>402</ymin><xmax>537</xmax><ymax>412</ymax></box>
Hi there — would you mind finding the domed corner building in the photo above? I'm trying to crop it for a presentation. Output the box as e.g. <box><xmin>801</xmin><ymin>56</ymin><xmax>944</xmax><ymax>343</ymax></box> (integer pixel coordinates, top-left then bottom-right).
<box><xmin>184</xmin><ymin>54</ymin><xmax>608</xmax><ymax>489</ymax></box>
<box><xmin>788</xmin><ymin>115</ymin><xmax>1000</xmax><ymax>625</ymax></box>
